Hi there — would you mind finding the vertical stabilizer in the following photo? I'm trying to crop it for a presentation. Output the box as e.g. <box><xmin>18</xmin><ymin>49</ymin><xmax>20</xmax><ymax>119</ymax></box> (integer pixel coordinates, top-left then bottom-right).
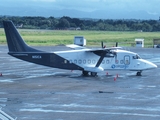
<box><xmin>3</xmin><ymin>21</ymin><xmax>40</xmax><ymax>52</ymax></box>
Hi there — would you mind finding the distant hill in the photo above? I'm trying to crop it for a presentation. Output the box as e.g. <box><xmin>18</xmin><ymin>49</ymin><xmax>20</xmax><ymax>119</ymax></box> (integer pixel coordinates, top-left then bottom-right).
<box><xmin>0</xmin><ymin>5</ymin><xmax>159</xmax><ymax>20</ymax></box>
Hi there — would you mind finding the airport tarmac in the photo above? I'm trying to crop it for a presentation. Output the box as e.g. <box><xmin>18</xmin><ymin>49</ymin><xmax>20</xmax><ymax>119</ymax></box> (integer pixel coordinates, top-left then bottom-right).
<box><xmin>0</xmin><ymin>45</ymin><xmax>160</xmax><ymax>120</ymax></box>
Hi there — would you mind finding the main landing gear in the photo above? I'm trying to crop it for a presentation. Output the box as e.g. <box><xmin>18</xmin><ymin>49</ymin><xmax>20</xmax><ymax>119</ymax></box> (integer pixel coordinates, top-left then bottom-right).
<box><xmin>82</xmin><ymin>71</ymin><xmax>97</xmax><ymax>77</ymax></box>
<box><xmin>136</xmin><ymin>71</ymin><xmax>142</xmax><ymax>76</ymax></box>
<box><xmin>83</xmin><ymin>70</ymin><xmax>143</xmax><ymax>77</ymax></box>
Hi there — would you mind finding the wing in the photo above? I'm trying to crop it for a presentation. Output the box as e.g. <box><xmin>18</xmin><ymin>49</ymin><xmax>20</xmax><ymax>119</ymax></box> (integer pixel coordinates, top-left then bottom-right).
<box><xmin>66</xmin><ymin>45</ymin><xmax>121</xmax><ymax>73</ymax></box>
<box><xmin>83</xmin><ymin>47</ymin><xmax>121</xmax><ymax>73</ymax></box>
<box><xmin>66</xmin><ymin>44</ymin><xmax>87</xmax><ymax>50</ymax></box>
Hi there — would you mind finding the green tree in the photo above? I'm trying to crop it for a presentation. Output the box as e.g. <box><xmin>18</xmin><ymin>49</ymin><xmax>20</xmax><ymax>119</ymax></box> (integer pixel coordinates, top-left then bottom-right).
<box><xmin>56</xmin><ymin>18</ymin><xmax>70</xmax><ymax>29</ymax></box>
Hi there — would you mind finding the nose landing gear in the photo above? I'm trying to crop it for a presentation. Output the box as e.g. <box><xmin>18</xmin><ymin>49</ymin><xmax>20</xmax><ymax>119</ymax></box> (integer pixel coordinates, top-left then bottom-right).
<box><xmin>136</xmin><ymin>71</ymin><xmax>142</xmax><ymax>76</ymax></box>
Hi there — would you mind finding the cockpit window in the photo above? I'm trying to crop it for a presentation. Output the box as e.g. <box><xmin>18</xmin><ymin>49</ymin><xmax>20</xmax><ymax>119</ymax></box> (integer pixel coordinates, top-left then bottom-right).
<box><xmin>133</xmin><ymin>54</ymin><xmax>141</xmax><ymax>59</ymax></box>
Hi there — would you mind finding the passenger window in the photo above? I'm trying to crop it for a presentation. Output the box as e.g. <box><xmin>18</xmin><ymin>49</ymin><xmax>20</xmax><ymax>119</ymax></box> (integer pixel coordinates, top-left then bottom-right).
<box><xmin>78</xmin><ymin>60</ymin><xmax>82</xmax><ymax>64</ymax></box>
<box><xmin>69</xmin><ymin>60</ymin><xmax>72</xmax><ymax>63</ymax></box>
<box><xmin>92</xmin><ymin>60</ymin><xmax>96</xmax><ymax>64</ymax></box>
<box><xmin>106</xmin><ymin>60</ymin><xmax>109</xmax><ymax>64</ymax></box>
<box><xmin>74</xmin><ymin>60</ymin><xmax>77</xmax><ymax>64</ymax></box>
<box><xmin>83</xmin><ymin>60</ymin><xmax>86</xmax><ymax>64</ymax></box>
<box><xmin>64</xmin><ymin>60</ymin><xmax>67</xmax><ymax>64</ymax></box>
<box><xmin>102</xmin><ymin>60</ymin><xmax>105</xmax><ymax>64</ymax></box>
<box><xmin>120</xmin><ymin>60</ymin><xmax>124</xmax><ymax>64</ymax></box>
<box><xmin>88</xmin><ymin>59</ymin><xmax>91</xmax><ymax>64</ymax></box>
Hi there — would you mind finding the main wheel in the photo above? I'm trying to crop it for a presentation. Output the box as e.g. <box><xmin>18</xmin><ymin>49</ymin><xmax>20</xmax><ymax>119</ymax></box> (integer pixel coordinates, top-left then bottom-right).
<box><xmin>82</xmin><ymin>71</ymin><xmax>89</xmax><ymax>76</ymax></box>
<box><xmin>91</xmin><ymin>72</ymin><xmax>97</xmax><ymax>77</ymax></box>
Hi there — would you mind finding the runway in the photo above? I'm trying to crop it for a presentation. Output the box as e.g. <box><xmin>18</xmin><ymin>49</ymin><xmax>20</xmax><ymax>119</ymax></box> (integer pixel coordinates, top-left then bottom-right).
<box><xmin>0</xmin><ymin>45</ymin><xmax>160</xmax><ymax>120</ymax></box>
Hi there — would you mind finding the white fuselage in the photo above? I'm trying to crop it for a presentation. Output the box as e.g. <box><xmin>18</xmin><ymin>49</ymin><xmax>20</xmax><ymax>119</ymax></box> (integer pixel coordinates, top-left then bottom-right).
<box><xmin>55</xmin><ymin>49</ymin><xmax>157</xmax><ymax>73</ymax></box>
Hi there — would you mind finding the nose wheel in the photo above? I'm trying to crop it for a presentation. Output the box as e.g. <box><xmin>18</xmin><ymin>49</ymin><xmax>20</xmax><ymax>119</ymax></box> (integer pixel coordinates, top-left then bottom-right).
<box><xmin>136</xmin><ymin>71</ymin><xmax>142</xmax><ymax>76</ymax></box>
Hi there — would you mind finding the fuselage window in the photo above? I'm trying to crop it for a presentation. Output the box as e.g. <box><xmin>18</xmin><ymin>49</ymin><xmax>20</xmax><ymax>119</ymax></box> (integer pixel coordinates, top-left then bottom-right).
<box><xmin>78</xmin><ymin>60</ymin><xmax>82</xmax><ymax>64</ymax></box>
<box><xmin>74</xmin><ymin>59</ymin><xmax>77</xmax><ymax>64</ymax></box>
<box><xmin>92</xmin><ymin>60</ymin><xmax>96</xmax><ymax>64</ymax></box>
<box><xmin>120</xmin><ymin>60</ymin><xmax>124</xmax><ymax>64</ymax></box>
<box><xmin>69</xmin><ymin>60</ymin><xmax>72</xmax><ymax>63</ymax></box>
<box><xmin>64</xmin><ymin>60</ymin><xmax>67</xmax><ymax>64</ymax></box>
<box><xmin>83</xmin><ymin>60</ymin><xmax>86</xmax><ymax>64</ymax></box>
<box><xmin>88</xmin><ymin>59</ymin><xmax>91</xmax><ymax>64</ymax></box>
<box><xmin>115</xmin><ymin>60</ymin><xmax>119</xmax><ymax>64</ymax></box>
<box><xmin>102</xmin><ymin>60</ymin><xmax>105</xmax><ymax>64</ymax></box>
<box><xmin>106</xmin><ymin>60</ymin><xmax>109</xmax><ymax>64</ymax></box>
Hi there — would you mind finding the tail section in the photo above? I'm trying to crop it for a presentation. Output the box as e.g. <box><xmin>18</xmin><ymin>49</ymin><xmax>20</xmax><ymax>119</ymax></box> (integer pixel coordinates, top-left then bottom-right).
<box><xmin>3</xmin><ymin>21</ymin><xmax>40</xmax><ymax>52</ymax></box>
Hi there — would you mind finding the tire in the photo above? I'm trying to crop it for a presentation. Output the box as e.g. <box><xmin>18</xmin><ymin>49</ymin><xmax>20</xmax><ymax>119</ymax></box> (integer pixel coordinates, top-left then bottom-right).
<box><xmin>82</xmin><ymin>71</ymin><xmax>89</xmax><ymax>76</ymax></box>
<box><xmin>91</xmin><ymin>72</ymin><xmax>97</xmax><ymax>77</ymax></box>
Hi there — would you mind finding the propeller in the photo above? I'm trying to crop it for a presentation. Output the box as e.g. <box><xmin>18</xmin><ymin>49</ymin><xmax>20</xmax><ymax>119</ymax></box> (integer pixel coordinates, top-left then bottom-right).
<box><xmin>101</xmin><ymin>41</ymin><xmax>104</xmax><ymax>48</ymax></box>
<box><xmin>116</xmin><ymin>42</ymin><xmax>118</xmax><ymax>47</ymax></box>
<box><xmin>101</xmin><ymin>41</ymin><xmax>106</xmax><ymax>48</ymax></box>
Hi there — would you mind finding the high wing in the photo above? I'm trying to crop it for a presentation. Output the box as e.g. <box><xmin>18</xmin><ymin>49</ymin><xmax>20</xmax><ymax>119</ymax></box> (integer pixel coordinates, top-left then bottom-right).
<box><xmin>66</xmin><ymin>44</ymin><xmax>87</xmax><ymax>50</ymax></box>
<box><xmin>66</xmin><ymin>44</ymin><xmax>122</xmax><ymax>73</ymax></box>
<box><xmin>84</xmin><ymin>48</ymin><xmax>117</xmax><ymax>73</ymax></box>
<box><xmin>66</xmin><ymin>44</ymin><xmax>121</xmax><ymax>52</ymax></box>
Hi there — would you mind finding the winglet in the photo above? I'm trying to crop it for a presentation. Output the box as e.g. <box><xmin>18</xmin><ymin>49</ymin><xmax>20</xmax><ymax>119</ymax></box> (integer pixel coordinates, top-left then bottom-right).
<box><xmin>3</xmin><ymin>21</ymin><xmax>40</xmax><ymax>52</ymax></box>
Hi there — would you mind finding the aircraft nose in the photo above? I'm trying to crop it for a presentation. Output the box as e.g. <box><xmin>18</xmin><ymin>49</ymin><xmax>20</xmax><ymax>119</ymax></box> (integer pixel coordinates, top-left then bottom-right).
<box><xmin>151</xmin><ymin>63</ymin><xmax>157</xmax><ymax>69</ymax></box>
<box><xmin>146</xmin><ymin>61</ymin><xmax>157</xmax><ymax>69</ymax></box>
<box><xmin>140</xmin><ymin>59</ymin><xmax>157</xmax><ymax>70</ymax></box>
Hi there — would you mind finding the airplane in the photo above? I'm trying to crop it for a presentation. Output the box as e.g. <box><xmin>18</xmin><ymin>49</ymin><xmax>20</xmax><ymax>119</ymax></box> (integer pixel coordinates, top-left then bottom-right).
<box><xmin>3</xmin><ymin>21</ymin><xmax>157</xmax><ymax>77</ymax></box>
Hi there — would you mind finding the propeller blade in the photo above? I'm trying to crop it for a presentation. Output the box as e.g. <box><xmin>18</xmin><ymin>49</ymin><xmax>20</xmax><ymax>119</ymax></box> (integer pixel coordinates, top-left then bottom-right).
<box><xmin>116</xmin><ymin>42</ymin><xmax>118</xmax><ymax>47</ymax></box>
<box><xmin>101</xmin><ymin>41</ymin><xmax>104</xmax><ymax>48</ymax></box>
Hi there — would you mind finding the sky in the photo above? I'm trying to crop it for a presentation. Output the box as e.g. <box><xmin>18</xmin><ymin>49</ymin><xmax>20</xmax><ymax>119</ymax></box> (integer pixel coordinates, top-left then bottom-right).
<box><xmin>1</xmin><ymin>0</ymin><xmax>160</xmax><ymax>19</ymax></box>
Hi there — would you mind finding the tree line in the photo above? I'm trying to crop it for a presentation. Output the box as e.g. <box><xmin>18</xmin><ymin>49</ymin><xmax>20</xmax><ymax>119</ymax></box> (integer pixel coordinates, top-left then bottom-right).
<box><xmin>0</xmin><ymin>16</ymin><xmax>160</xmax><ymax>31</ymax></box>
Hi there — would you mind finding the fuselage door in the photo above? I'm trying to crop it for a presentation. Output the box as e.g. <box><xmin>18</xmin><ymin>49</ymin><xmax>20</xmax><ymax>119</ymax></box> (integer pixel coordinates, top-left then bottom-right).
<box><xmin>124</xmin><ymin>55</ymin><xmax>130</xmax><ymax>65</ymax></box>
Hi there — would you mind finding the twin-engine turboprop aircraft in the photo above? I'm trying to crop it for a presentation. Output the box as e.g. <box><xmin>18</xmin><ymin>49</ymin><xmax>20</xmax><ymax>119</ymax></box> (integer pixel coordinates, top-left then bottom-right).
<box><xmin>3</xmin><ymin>21</ymin><xmax>157</xmax><ymax>77</ymax></box>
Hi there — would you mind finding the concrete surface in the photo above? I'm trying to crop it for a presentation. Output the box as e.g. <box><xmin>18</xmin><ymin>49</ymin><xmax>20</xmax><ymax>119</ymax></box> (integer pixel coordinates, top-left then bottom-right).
<box><xmin>0</xmin><ymin>45</ymin><xmax>160</xmax><ymax>120</ymax></box>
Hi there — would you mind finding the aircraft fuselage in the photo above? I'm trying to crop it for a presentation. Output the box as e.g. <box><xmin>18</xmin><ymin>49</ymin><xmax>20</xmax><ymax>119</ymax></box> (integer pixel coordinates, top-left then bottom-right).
<box><xmin>3</xmin><ymin>21</ymin><xmax>157</xmax><ymax>76</ymax></box>
<box><xmin>9</xmin><ymin>49</ymin><xmax>157</xmax><ymax>73</ymax></box>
